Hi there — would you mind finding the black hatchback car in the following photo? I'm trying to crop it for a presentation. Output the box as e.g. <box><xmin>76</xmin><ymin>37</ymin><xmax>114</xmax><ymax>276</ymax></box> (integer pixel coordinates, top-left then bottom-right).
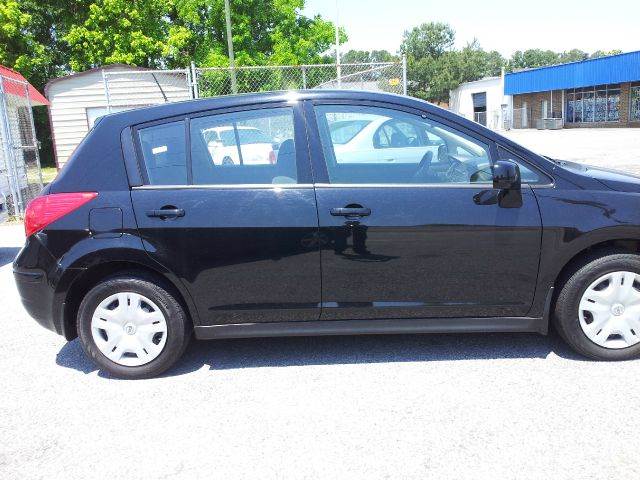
<box><xmin>14</xmin><ymin>90</ymin><xmax>640</xmax><ymax>378</ymax></box>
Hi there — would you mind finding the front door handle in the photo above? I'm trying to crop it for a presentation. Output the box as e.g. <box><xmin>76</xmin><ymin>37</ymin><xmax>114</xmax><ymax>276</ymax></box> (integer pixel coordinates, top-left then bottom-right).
<box><xmin>146</xmin><ymin>208</ymin><xmax>185</xmax><ymax>219</ymax></box>
<box><xmin>330</xmin><ymin>207</ymin><xmax>371</xmax><ymax>217</ymax></box>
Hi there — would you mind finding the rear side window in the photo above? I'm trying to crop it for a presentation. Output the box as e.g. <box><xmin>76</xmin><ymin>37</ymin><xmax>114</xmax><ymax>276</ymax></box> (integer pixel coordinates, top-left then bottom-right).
<box><xmin>136</xmin><ymin>107</ymin><xmax>298</xmax><ymax>186</ymax></box>
<box><xmin>138</xmin><ymin>121</ymin><xmax>186</xmax><ymax>185</ymax></box>
<box><xmin>190</xmin><ymin>108</ymin><xmax>297</xmax><ymax>185</ymax></box>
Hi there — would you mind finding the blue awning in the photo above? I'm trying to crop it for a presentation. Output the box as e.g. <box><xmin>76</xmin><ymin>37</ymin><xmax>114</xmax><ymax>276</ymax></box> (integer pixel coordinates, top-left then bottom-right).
<box><xmin>505</xmin><ymin>51</ymin><xmax>640</xmax><ymax>95</ymax></box>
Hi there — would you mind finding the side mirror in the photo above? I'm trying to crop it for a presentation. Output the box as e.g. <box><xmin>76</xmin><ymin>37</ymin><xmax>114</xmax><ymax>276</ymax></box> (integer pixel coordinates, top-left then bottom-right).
<box><xmin>492</xmin><ymin>160</ymin><xmax>521</xmax><ymax>190</ymax></box>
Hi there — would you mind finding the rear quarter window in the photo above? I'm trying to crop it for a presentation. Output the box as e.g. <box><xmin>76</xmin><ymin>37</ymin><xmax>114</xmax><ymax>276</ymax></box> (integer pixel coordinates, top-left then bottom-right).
<box><xmin>137</xmin><ymin>121</ymin><xmax>187</xmax><ymax>185</ymax></box>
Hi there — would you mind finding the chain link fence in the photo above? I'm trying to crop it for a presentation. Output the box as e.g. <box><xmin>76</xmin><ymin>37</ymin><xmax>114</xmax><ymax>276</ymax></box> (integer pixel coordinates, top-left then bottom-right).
<box><xmin>101</xmin><ymin>68</ymin><xmax>193</xmax><ymax>111</ymax></box>
<box><xmin>103</xmin><ymin>60</ymin><xmax>407</xmax><ymax>113</ymax></box>
<box><xmin>0</xmin><ymin>74</ymin><xmax>43</xmax><ymax>218</ymax></box>
<box><xmin>195</xmin><ymin>62</ymin><xmax>406</xmax><ymax>97</ymax></box>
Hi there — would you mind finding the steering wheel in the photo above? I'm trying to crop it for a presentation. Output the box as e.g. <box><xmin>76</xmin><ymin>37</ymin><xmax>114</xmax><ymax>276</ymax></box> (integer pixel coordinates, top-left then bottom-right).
<box><xmin>445</xmin><ymin>159</ymin><xmax>468</xmax><ymax>183</ymax></box>
<box><xmin>412</xmin><ymin>151</ymin><xmax>433</xmax><ymax>181</ymax></box>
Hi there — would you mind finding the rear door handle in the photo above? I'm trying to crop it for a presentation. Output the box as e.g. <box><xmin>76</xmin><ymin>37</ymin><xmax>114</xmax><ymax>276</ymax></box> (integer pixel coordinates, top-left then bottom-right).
<box><xmin>330</xmin><ymin>207</ymin><xmax>371</xmax><ymax>217</ymax></box>
<box><xmin>146</xmin><ymin>208</ymin><xmax>185</xmax><ymax>219</ymax></box>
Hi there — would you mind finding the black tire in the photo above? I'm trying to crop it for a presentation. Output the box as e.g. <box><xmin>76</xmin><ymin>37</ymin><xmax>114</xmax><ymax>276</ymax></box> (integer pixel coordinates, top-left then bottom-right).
<box><xmin>554</xmin><ymin>252</ymin><xmax>640</xmax><ymax>361</ymax></box>
<box><xmin>77</xmin><ymin>272</ymin><xmax>191</xmax><ymax>379</ymax></box>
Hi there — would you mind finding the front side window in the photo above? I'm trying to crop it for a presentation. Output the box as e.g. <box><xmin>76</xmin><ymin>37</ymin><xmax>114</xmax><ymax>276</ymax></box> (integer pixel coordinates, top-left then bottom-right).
<box><xmin>315</xmin><ymin>104</ymin><xmax>492</xmax><ymax>185</ymax></box>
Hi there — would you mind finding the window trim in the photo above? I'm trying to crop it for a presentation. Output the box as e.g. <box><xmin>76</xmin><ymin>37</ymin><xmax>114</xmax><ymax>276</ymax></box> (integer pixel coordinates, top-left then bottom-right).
<box><xmin>131</xmin><ymin>102</ymin><xmax>312</xmax><ymax>186</ymax></box>
<box><xmin>307</xmin><ymin>99</ymin><xmax>497</xmax><ymax>187</ymax></box>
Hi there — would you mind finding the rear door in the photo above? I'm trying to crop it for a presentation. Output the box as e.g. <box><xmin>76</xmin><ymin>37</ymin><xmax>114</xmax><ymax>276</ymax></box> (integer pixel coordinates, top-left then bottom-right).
<box><xmin>130</xmin><ymin>103</ymin><xmax>321</xmax><ymax>326</ymax></box>
<box><xmin>306</xmin><ymin>100</ymin><xmax>544</xmax><ymax>321</ymax></box>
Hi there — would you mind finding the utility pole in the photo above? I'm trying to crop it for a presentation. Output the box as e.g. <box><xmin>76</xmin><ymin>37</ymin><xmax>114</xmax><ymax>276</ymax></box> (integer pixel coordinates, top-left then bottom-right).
<box><xmin>335</xmin><ymin>0</ymin><xmax>341</xmax><ymax>87</ymax></box>
<box><xmin>224</xmin><ymin>0</ymin><xmax>238</xmax><ymax>94</ymax></box>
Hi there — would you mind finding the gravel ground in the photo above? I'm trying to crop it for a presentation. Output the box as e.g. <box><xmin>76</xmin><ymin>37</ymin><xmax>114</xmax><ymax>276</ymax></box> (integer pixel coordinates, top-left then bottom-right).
<box><xmin>2</xmin><ymin>131</ymin><xmax>640</xmax><ymax>479</ymax></box>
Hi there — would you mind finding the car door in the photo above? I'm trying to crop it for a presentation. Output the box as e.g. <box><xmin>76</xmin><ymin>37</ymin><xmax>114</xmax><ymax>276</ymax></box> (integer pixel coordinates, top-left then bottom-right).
<box><xmin>129</xmin><ymin>103</ymin><xmax>321</xmax><ymax>326</ymax></box>
<box><xmin>306</xmin><ymin>100</ymin><xmax>544</xmax><ymax>321</ymax></box>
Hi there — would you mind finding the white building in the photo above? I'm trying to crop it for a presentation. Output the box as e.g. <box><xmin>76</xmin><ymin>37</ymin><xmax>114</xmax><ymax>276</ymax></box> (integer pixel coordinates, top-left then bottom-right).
<box><xmin>45</xmin><ymin>64</ymin><xmax>192</xmax><ymax>168</ymax></box>
<box><xmin>449</xmin><ymin>75</ymin><xmax>512</xmax><ymax>130</ymax></box>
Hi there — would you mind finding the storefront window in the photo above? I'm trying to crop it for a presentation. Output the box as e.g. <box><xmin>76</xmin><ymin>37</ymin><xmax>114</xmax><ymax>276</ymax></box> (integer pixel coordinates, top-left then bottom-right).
<box><xmin>574</xmin><ymin>92</ymin><xmax>583</xmax><ymax>122</ymax></box>
<box><xmin>565</xmin><ymin>85</ymin><xmax>620</xmax><ymax>123</ymax></box>
<box><xmin>607</xmin><ymin>89</ymin><xmax>620</xmax><ymax>121</ymax></box>
<box><xmin>566</xmin><ymin>92</ymin><xmax>575</xmax><ymax>123</ymax></box>
<box><xmin>582</xmin><ymin>91</ymin><xmax>594</xmax><ymax>122</ymax></box>
<box><xmin>631</xmin><ymin>86</ymin><xmax>640</xmax><ymax>121</ymax></box>
<box><xmin>594</xmin><ymin>90</ymin><xmax>607</xmax><ymax>122</ymax></box>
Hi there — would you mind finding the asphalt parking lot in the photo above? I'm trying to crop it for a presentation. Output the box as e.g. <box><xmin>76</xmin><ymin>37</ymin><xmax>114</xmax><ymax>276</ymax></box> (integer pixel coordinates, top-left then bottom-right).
<box><xmin>503</xmin><ymin>127</ymin><xmax>640</xmax><ymax>174</ymax></box>
<box><xmin>2</xmin><ymin>129</ymin><xmax>640</xmax><ymax>479</ymax></box>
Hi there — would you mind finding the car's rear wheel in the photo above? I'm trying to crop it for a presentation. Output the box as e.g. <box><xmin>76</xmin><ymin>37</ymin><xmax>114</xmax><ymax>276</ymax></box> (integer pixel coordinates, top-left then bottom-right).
<box><xmin>77</xmin><ymin>273</ymin><xmax>191</xmax><ymax>378</ymax></box>
<box><xmin>554</xmin><ymin>253</ymin><xmax>640</xmax><ymax>360</ymax></box>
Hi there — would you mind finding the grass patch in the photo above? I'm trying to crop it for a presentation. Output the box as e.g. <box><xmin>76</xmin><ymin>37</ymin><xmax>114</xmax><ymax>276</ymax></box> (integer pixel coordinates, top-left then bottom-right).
<box><xmin>40</xmin><ymin>167</ymin><xmax>58</xmax><ymax>184</ymax></box>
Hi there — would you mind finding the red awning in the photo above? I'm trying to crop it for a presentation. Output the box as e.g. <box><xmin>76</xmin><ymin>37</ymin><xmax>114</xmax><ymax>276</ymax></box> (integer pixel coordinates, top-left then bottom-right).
<box><xmin>0</xmin><ymin>65</ymin><xmax>49</xmax><ymax>106</ymax></box>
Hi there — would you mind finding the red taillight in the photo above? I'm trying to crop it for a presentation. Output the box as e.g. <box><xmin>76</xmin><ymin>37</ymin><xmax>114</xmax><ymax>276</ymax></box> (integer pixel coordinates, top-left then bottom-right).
<box><xmin>24</xmin><ymin>192</ymin><xmax>98</xmax><ymax>237</ymax></box>
<box><xmin>268</xmin><ymin>150</ymin><xmax>276</xmax><ymax>165</ymax></box>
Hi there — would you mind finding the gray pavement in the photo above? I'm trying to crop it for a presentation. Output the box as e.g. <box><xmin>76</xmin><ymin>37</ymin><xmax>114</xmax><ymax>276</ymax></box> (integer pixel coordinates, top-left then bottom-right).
<box><xmin>502</xmin><ymin>127</ymin><xmax>640</xmax><ymax>174</ymax></box>
<box><xmin>3</xmin><ymin>129</ymin><xmax>640</xmax><ymax>479</ymax></box>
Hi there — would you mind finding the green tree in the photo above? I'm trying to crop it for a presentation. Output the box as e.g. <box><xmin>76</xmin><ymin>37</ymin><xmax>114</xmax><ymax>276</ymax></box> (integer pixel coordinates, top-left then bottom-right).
<box><xmin>559</xmin><ymin>49</ymin><xmax>588</xmax><ymax>63</ymax></box>
<box><xmin>400</xmin><ymin>22</ymin><xmax>455</xmax><ymax>102</ymax></box>
<box><xmin>400</xmin><ymin>22</ymin><xmax>454</xmax><ymax>59</ymax></box>
<box><xmin>64</xmin><ymin>0</ymin><xmax>340</xmax><ymax>70</ymax></box>
<box><xmin>341</xmin><ymin>49</ymin><xmax>398</xmax><ymax>64</ymax></box>
<box><xmin>401</xmin><ymin>25</ymin><xmax>505</xmax><ymax>103</ymax></box>
<box><xmin>0</xmin><ymin>0</ymin><xmax>51</xmax><ymax>86</ymax></box>
<box><xmin>507</xmin><ymin>49</ymin><xmax>559</xmax><ymax>71</ymax></box>
<box><xmin>65</xmin><ymin>0</ymin><xmax>173</xmax><ymax>71</ymax></box>
<box><xmin>590</xmin><ymin>49</ymin><xmax>622</xmax><ymax>59</ymax></box>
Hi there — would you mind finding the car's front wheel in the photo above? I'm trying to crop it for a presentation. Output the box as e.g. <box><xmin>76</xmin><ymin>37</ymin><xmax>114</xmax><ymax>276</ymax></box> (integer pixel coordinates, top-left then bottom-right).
<box><xmin>554</xmin><ymin>252</ymin><xmax>640</xmax><ymax>360</ymax></box>
<box><xmin>77</xmin><ymin>273</ymin><xmax>191</xmax><ymax>378</ymax></box>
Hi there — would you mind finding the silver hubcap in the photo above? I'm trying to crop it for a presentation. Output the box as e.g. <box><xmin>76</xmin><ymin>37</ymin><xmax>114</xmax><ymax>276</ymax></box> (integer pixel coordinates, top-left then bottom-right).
<box><xmin>579</xmin><ymin>271</ymin><xmax>640</xmax><ymax>349</ymax></box>
<box><xmin>91</xmin><ymin>292</ymin><xmax>168</xmax><ymax>366</ymax></box>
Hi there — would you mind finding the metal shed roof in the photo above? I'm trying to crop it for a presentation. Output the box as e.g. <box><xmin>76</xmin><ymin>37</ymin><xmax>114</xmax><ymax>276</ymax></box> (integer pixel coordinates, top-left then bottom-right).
<box><xmin>504</xmin><ymin>50</ymin><xmax>640</xmax><ymax>95</ymax></box>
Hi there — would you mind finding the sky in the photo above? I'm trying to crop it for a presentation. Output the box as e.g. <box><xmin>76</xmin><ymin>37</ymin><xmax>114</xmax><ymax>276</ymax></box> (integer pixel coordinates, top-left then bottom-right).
<box><xmin>301</xmin><ymin>0</ymin><xmax>640</xmax><ymax>57</ymax></box>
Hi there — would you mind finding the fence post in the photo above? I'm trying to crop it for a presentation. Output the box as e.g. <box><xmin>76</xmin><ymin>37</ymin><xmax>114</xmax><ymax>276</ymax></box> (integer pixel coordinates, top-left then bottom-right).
<box><xmin>401</xmin><ymin>54</ymin><xmax>408</xmax><ymax>96</ymax></box>
<box><xmin>0</xmin><ymin>77</ymin><xmax>24</xmax><ymax>215</ymax></box>
<box><xmin>190</xmin><ymin>62</ymin><xmax>199</xmax><ymax>99</ymax></box>
<box><xmin>22</xmin><ymin>81</ymin><xmax>44</xmax><ymax>187</ymax></box>
<box><xmin>101</xmin><ymin>69</ymin><xmax>112</xmax><ymax>113</ymax></box>
<box><xmin>301</xmin><ymin>66</ymin><xmax>307</xmax><ymax>90</ymax></box>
